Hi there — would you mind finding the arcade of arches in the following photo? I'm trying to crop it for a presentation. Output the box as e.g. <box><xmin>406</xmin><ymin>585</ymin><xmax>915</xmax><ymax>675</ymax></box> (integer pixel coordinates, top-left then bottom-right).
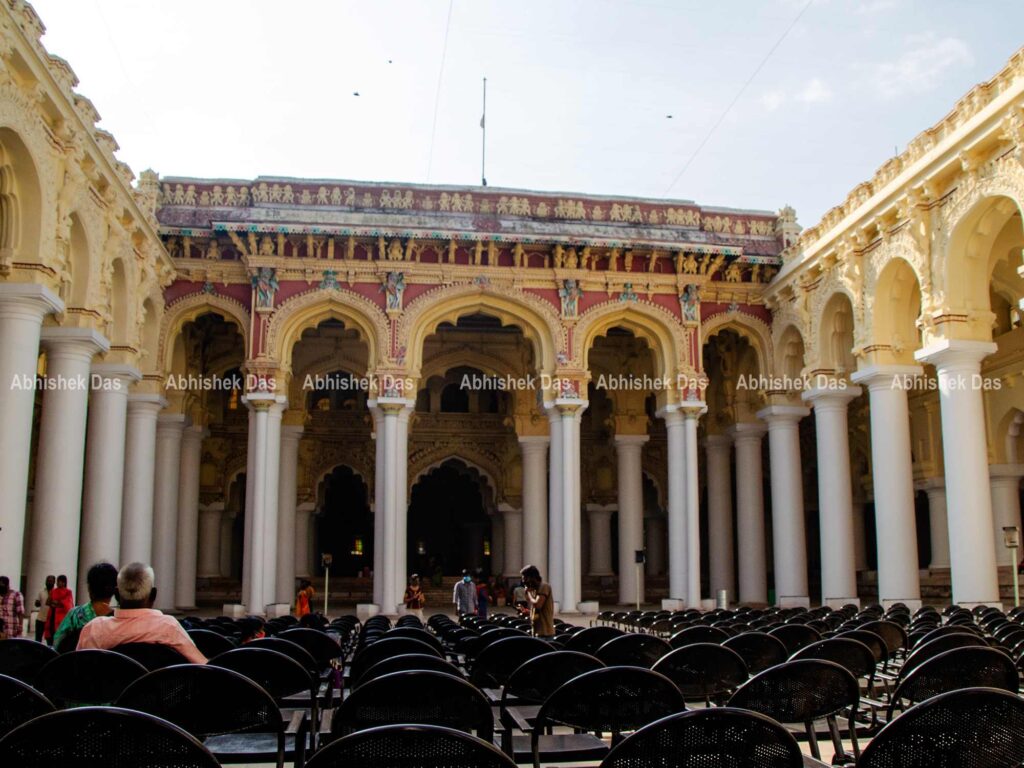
<box><xmin>2</xmin><ymin>3</ymin><xmax>1024</xmax><ymax>615</ymax></box>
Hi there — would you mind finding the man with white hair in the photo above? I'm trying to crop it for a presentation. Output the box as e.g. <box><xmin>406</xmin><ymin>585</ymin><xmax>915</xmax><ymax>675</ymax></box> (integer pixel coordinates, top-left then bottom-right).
<box><xmin>77</xmin><ymin>562</ymin><xmax>206</xmax><ymax>663</ymax></box>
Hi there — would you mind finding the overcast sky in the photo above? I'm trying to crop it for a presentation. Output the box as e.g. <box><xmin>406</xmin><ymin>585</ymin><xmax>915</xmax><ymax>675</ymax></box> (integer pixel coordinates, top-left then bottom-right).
<box><xmin>28</xmin><ymin>0</ymin><xmax>1024</xmax><ymax>226</ymax></box>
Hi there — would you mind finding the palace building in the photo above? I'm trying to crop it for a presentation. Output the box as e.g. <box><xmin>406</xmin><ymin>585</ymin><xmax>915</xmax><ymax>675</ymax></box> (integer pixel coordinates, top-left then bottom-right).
<box><xmin>2</xmin><ymin>0</ymin><xmax>1024</xmax><ymax>615</ymax></box>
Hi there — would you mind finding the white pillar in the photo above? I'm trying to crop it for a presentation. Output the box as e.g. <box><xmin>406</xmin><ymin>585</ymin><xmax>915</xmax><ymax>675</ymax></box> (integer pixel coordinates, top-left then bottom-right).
<box><xmin>988</xmin><ymin>465</ymin><xmax>1024</xmax><ymax>566</ymax></box>
<box><xmin>555</xmin><ymin>400</ymin><xmax>586</xmax><ymax>610</ymax></box>
<box><xmin>705</xmin><ymin>434</ymin><xmax>735</xmax><ymax>601</ymax></box>
<box><xmin>916</xmin><ymin>340</ymin><xmax>1000</xmax><ymax>605</ymax></box>
<box><xmin>152</xmin><ymin>413</ymin><xmax>185</xmax><ymax>610</ymax></box>
<box><xmin>121</xmin><ymin>394</ymin><xmax>165</xmax><ymax>564</ymax></box>
<box><xmin>731</xmin><ymin>422</ymin><xmax>767</xmax><ymax>605</ymax></box>
<box><xmin>803</xmin><ymin>386</ymin><xmax>861</xmax><ymax>607</ymax></box>
<box><xmin>851</xmin><ymin>365</ymin><xmax>922</xmax><ymax>608</ymax></box>
<box><xmin>370</xmin><ymin>397</ymin><xmax>414</xmax><ymax>614</ymax></box>
<box><xmin>615</xmin><ymin>435</ymin><xmax>648</xmax><ymax>604</ymax></box>
<box><xmin>371</xmin><ymin>408</ymin><xmax>384</xmax><ymax>606</ymax></box>
<box><xmin>295</xmin><ymin>502</ymin><xmax>315</xmax><ymax>580</ymax></box>
<box><xmin>587</xmin><ymin>505</ymin><xmax>615</xmax><ymax>577</ymax></box>
<box><xmin>395</xmin><ymin>407</ymin><xmax>411</xmax><ymax>605</ymax></box>
<box><xmin>645</xmin><ymin>517</ymin><xmax>666</xmax><ymax>576</ymax></box>
<box><xmin>28</xmin><ymin>328</ymin><xmax>108</xmax><ymax>600</ymax></box>
<box><xmin>0</xmin><ymin>284</ymin><xmax>62</xmax><ymax>585</ymax></box>
<box><xmin>682</xmin><ymin>406</ymin><xmax>703</xmax><ymax>607</ymax></box>
<box><xmin>77</xmin><ymin>364</ymin><xmax>140</xmax><ymax>590</ymax></box>
<box><xmin>175</xmin><ymin>424</ymin><xmax>206</xmax><ymax>610</ymax></box>
<box><xmin>198</xmin><ymin>502</ymin><xmax>224</xmax><ymax>577</ymax></box>
<box><xmin>519</xmin><ymin>436</ymin><xmax>549</xmax><ymax>576</ymax></box>
<box><xmin>546</xmin><ymin>407</ymin><xmax>564</xmax><ymax>603</ymax></box>
<box><xmin>758</xmin><ymin>405</ymin><xmax>810</xmax><ymax>608</ymax></box>
<box><xmin>660</xmin><ymin>409</ymin><xmax>686</xmax><ymax>604</ymax></box>
<box><xmin>500</xmin><ymin>505</ymin><xmax>523</xmax><ymax>575</ymax></box>
<box><xmin>276</xmin><ymin>425</ymin><xmax>303</xmax><ymax>603</ymax></box>
<box><xmin>916</xmin><ymin>478</ymin><xmax>950</xmax><ymax>569</ymax></box>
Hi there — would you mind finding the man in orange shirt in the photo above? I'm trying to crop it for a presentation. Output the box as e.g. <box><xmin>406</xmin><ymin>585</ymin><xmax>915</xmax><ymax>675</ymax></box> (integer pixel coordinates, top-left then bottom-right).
<box><xmin>77</xmin><ymin>562</ymin><xmax>206</xmax><ymax>664</ymax></box>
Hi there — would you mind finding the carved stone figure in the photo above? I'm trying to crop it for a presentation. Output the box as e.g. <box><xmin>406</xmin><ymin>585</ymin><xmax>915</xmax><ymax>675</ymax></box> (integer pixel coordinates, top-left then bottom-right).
<box><xmin>559</xmin><ymin>278</ymin><xmax>582</xmax><ymax>319</ymax></box>
<box><xmin>382</xmin><ymin>271</ymin><xmax>406</xmax><ymax>311</ymax></box>
<box><xmin>680</xmin><ymin>284</ymin><xmax>700</xmax><ymax>323</ymax></box>
<box><xmin>252</xmin><ymin>267</ymin><xmax>278</xmax><ymax>310</ymax></box>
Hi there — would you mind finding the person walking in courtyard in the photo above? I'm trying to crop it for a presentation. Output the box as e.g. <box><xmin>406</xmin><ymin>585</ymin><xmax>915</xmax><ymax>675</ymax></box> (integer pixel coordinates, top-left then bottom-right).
<box><xmin>452</xmin><ymin>569</ymin><xmax>477</xmax><ymax>616</ymax></box>
<box><xmin>53</xmin><ymin>562</ymin><xmax>117</xmax><ymax>652</ymax></box>
<box><xmin>0</xmin><ymin>576</ymin><xmax>25</xmax><ymax>639</ymax></box>
<box><xmin>295</xmin><ymin>579</ymin><xmax>314</xmax><ymax>618</ymax></box>
<box><xmin>475</xmin><ymin>573</ymin><xmax>490</xmax><ymax>618</ymax></box>
<box><xmin>44</xmin><ymin>574</ymin><xmax>73</xmax><ymax>644</ymax></box>
<box><xmin>403</xmin><ymin>574</ymin><xmax>426</xmax><ymax>620</ymax></box>
<box><xmin>520</xmin><ymin>565</ymin><xmax>555</xmax><ymax>640</ymax></box>
<box><xmin>33</xmin><ymin>575</ymin><xmax>54</xmax><ymax>643</ymax></box>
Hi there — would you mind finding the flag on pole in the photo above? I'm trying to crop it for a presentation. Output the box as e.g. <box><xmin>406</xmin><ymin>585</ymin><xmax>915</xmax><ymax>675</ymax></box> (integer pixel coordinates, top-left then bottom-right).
<box><xmin>480</xmin><ymin>114</ymin><xmax>485</xmax><ymax>129</ymax></box>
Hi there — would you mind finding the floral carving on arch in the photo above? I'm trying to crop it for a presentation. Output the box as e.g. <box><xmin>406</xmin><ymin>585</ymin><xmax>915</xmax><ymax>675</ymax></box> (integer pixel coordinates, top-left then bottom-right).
<box><xmin>701</xmin><ymin>308</ymin><xmax>774</xmax><ymax>377</ymax></box>
<box><xmin>407</xmin><ymin>446</ymin><xmax>504</xmax><ymax>503</ymax></box>
<box><xmin>809</xmin><ymin>267</ymin><xmax>865</xmax><ymax>355</ymax></box>
<box><xmin>159</xmin><ymin>292</ymin><xmax>252</xmax><ymax>373</ymax></box>
<box><xmin>936</xmin><ymin>162</ymin><xmax>1024</xmax><ymax>257</ymax></box>
<box><xmin>769</xmin><ymin>302</ymin><xmax>808</xmax><ymax>371</ymax></box>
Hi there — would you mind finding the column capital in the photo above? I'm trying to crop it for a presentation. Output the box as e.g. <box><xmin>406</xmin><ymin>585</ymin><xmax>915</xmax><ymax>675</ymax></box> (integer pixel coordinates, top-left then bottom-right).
<box><xmin>850</xmin><ymin>364</ymin><xmax>923</xmax><ymax>390</ymax></box>
<box><xmin>756</xmin><ymin>404</ymin><xmax>810</xmax><ymax>424</ymax></box>
<box><xmin>802</xmin><ymin>384</ymin><xmax>862</xmax><ymax>408</ymax></box>
<box><xmin>127</xmin><ymin>393</ymin><xmax>168</xmax><ymax>412</ymax></box>
<box><xmin>988</xmin><ymin>463</ymin><xmax>1024</xmax><ymax>480</ymax></box>
<box><xmin>547</xmin><ymin>397</ymin><xmax>589</xmax><ymax>416</ymax></box>
<box><xmin>242</xmin><ymin>392</ymin><xmax>288</xmax><ymax>412</ymax></box>
<box><xmin>296</xmin><ymin>501</ymin><xmax>316</xmax><ymax>514</ymax></box>
<box><xmin>367</xmin><ymin>396</ymin><xmax>416</xmax><ymax>416</ymax></box>
<box><xmin>656</xmin><ymin>401</ymin><xmax>706</xmax><ymax>424</ymax></box>
<box><xmin>497</xmin><ymin>503</ymin><xmax>521</xmax><ymax>516</ymax></box>
<box><xmin>914</xmin><ymin>476</ymin><xmax>945</xmax><ymax>492</ymax></box>
<box><xmin>280</xmin><ymin>424</ymin><xmax>305</xmax><ymax>441</ymax></box>
<box><xmin>182</xmin><ymin>423</ymin><xmax>209</xmax><ymax>442</ymax></box>
<box><xmin>704</xmin><ymin>433</ymin><xmax>733</xmax><ymax>448</ymax></box>
<box><xmin>0</xmin><ymin>282</ymin><xmax>63</xmax><ymax>320</ymax></box>
<box><xmin>157</xmin><ymin>412</ymin><xmax>187</xmax><ymax>430</ymax></box>
<box><xmin>915</xmin><ymin>338</ymin><xmax>997</xmax><ymax>369</ymax></box>
<box><xmin>729</xmin><ymin>421</ymin><xmax>767</xmax><ymax>441</ymax></box>
<box><xmin>518</xmin><ymin>434</ymin><xmax>551</xmax><ymax>448</ymax></box>
<box><xmin>40</xmin><ymin>326</ymin><xmax>110</xmax><ymax>359</ymax></box>
<box><xmin>613</xmin><ymin>433</ymin><xmax>650</xmax><ymax>447</ymax></box>
<box><xmin>91</xmin><ymin>363</ymin><xmax>142</xmax><ymax>386</ymax></box>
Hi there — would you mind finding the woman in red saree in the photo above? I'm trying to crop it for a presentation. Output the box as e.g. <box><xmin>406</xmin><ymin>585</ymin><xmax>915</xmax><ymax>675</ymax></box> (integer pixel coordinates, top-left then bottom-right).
<box><xmin>44</xmin><ymin>574</ymin><xmax>73</xmax><ymax>644</ymax></box>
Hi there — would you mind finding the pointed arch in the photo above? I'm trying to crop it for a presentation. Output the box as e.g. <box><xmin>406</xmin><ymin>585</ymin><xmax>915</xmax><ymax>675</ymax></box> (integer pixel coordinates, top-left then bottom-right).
<box><xmin>159</xmin><ymin>293</ymin><xmax>252</xmax><ymax>374</ymax></box>
<box><xmin>700</xmin><ymin>309</ymin><xmax>773</xmax><ymax>376</ymax></box>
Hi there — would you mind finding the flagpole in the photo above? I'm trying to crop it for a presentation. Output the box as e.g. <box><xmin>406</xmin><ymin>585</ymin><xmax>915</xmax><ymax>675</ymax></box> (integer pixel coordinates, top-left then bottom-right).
<box><xmin>481</xmin><ymin>77</ymin><xmax>487</xmax><ymax>186</ymax></box>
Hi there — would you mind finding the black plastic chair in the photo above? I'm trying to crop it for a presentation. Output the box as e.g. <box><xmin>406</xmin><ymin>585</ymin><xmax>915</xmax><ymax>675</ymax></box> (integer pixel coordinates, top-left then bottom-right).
<box><xmin>0</xmin><ymin>638</ymin><xmax>58</xmax><ymax>683</ymax></box>
<box><xmin>860</xmin><ymin>620</ymin><xmax>908</xmax><ymax>661</ymax></box>
<box><xmin>470</xmin><ymin>635</ymin><xmax>554</xmax><ymax>689</ymax></box>
<box><xmin>35</xmin><ymin>649</ymin><xmax>148</xmax><ymax>707</ymax></box>
<box><xmin>354</xmin><ymin>653</ymin><xmax>463</xmax><ymax>688</ymax></box>
<box><xmin>669</xmin><ymin>625</ymin><xmax>729</xmax><ymax>648</ymax></box>
<box><xmin>792</xmin><ymin>637</ymin><xmax>877</xmax><ymax>683</ymax></box>
<box><xmin>728</xmin><ymin>658</ymin><xmax>860</xmax><ymax>762</ymax></box>
<box><xmin>652</xmin><ymin>643</ymin><xmax>749</xmax><ymax>706</ymax></box>
<box><xmin>0</xmin><ymin>673</ymin><xmax>54</xmax><ymax>739</ymax></box>
<box><xmin>723</xmin><ymin>631</ymin><xmax>788</xmax><ymax>674</ymax></box>
<box><xmin>600</xmin><ymin>708</ymin><xmax>804</xmax><ymax>768</ymax></box>
<box><xmin>0</xmin><ymin>706</ymin><xmax>221</xmax><ymax>767</ymax></box>
<box><xmin>531</xmin><ymin>666</ymin><xmax>687</xmax><ymax>768</ymax></box>
<box><xmin>247</xmin><ymin>637</ymin><xmax>320</xmax><ymax>677</ymax></box>
<box><xmin>278</xmin><ymin>628</ymin><xmax>343</xmax><ymax>672</ymax></box>
<box><xmin>306</xmin><ymin>723</ymin><xmax>516</xmax><ymax>768</ymax></box>
<box><xmin>187</xmin><ymin>628</ymin><xmax>236</xmax><ymax>658</ymax></box>
<box><xmin>383</xmin><ymin>626</ymin><xmax>444</xmax><ymax>653</ymax></box>
<box><xmin>888</xmin><ymin>646</ymin><xmax>1020</xmax><ymax>719</ymax></box>
<box><xmin>331</xmin><ymin>670</ymin><xmax>493</xmax><ymax>742</ymax></box>
<box><xmin>595</xmin><ymin>633</ymin><xmax>671</xmax><ymax>668</ymax></box>
<box><xmin>111</xmin><ymin>642</ymin><xmax>190</xmax><ymax>671</ymax></box>
<box><xmin>768</xmin><ymin>623</ymin><xmax>822</xmax><ymax>654</ymax></box>
<box><xmin>898</xmin><ymin>632</ymin><xmax>989</xmax><ymax>679</ymax></box>
<box><xmin>116</xmin><ymin>663</ymin><xmax>304</xmax><ymax>768</ymax></box>
<box><xmin>859</xmin><ymin>687</ymin><xmax>1024</xmax><ymax>768</ymax></box>
<box><xmin>564</xmin><ymin>625</ymin><xmax>625</xmax><ymax>655</ymax></box>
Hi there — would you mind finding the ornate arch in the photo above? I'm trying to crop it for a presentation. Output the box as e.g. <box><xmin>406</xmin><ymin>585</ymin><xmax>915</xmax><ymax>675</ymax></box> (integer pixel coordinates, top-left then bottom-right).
<box><xmin>421</xmin><ymin>345</ymin><xmax>525</xmax><ymax>382</ymax></box>
<box><xmin>700</xmin><ymin>308</ymin><xmax>773</xmax><ymax>376</ymax></box>
<box><xmin>312</xmin><ymin>462</ymin><xmax>372</xmax><ymax>499</ymax></box>
<box><xmin>398</xmin><ymin>282</ymin><xmax>562</xmax><ymax>377</ymax></box>
<box><xmin>266</xmin><ymin>288</ymin><xmax>389</xmax><ymax>374</ymax></box>
<box><xmin>407</xmin><ymin>447</ymin><xmax>504</xmax><ymax>501</ymax></box>
<box><xmin>159</xmin><ymin>292</ymin><xmax>252</xmax><ymax>373</ymax></box>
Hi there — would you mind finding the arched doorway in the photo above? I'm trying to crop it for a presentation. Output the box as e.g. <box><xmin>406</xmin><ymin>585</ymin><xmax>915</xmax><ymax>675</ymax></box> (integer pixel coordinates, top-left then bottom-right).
<box><xmin>407</xmin><ymin>459</ymin><xmax>494</xmax><ymax>578</ymax></box>
<box><xmin>315</xmin><ymin>466</ymin><xmax>373</xmax><ymax>577</ymax></box>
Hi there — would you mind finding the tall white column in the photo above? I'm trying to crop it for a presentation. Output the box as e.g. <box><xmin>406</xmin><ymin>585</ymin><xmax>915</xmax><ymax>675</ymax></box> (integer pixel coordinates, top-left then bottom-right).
<box><xmin>546</xmin><ymin>407</ymin><xmax>564</xmax><ymax>603</ymax></box>
<box><xmin>395</xmin><ymin>407</ymin><xmax>412</xmax><ymax>605</ymax></box>
<box><xmin>645</xmin><ymin>517</ymin><xmax>666</xmax><ymax>576</ymax></box>
<box><xmin>519</xmin><ymin>436</ymin><xmax>549</xmax><ymax>576</ymax></box>
<box><xmin>916</xmin><ymin>340</ymin><xmax>1000</xmax><ymax>605</ymax></box>
<box><xmin>370</xmin><ymin>397</ymin><xmax>414</xmax><ymax>614</ymax></box>
<box><xmin>276</xmin><ymin>424</ymin><xmax>303</xmax><ymax>603</ymax></box>
<box><xmin>295</xmin><ymin>502</ymin><xmax>315</xmax><ymax>580</ymax></box>
<box><xmin>587</xmin><ymin>505</ymin><xmax>614</xmax><ymax>576</ymax></box>
<box><xmin>616</xmin><ymin>434</ymin><xmax>648</xmax><ymax>604</ymax></box>
<box><xmin>682</xmin><ymin>406</ymin><xmax>703</xmax><ymax>608</ymax></box>
<box><xmin>371</xmin><ymin>408</ymin><xmax>384</xmax><ymax>606</ymax></box>
<box><xmin>121</xmin><ymin>394</ymin><xmax>165</xmax><ymax>564</ymax></box>
<box><xmin>705</xmin><ymin>434</ymin><xmax>735</xmax><ymax>601</ymax></box>
<box><xmin>0</xmin><ymin>284</ymin><xmax>62</xmax><ymax>585</ymax></box>
<box><xmin>556</xmin><ymin>401</ymin><xmax>586</xmax><ymax>610</ymax></box>
<box><xmin>916</xmin><ymin>478</ymin><xmax>950</xmax><ymax>568</ymax></box>
<box><xmin>803</xmin><ymin>386</ymin><xmax>861</xmax><ymax>606</ymax></box>
<box><xmin>198</xmin><ymin>502</ymin><xmax>224</xmax><ymax>577</ymax></box>
<box><xmin>152</xmin><ymin>413</ymin><xmax>185</xmax><ymax>610</ymax></box>
<box><xmin>731</xmin><ymin>422</ymin><xmax>767</xmax><ymax>605</ymax></box>
<box><xmin>28</xmin><ymin>328</ymin><xmax>108</xmax><ymax>600</ymax></box>
<box><xmin>500</xmin><ymin>505</ymin><xmax>523</xmax><ymax>575</ymax></box>
<box><xmin>852</xmin><ymin>365</ymin><xmax>922</xmax><ymax>607</ymax></box>
<box><xmin>988</xmin><ymin>465</ymin><xmax>1024</xmax><ymax>566</ymax></box>
<box><xmin>77</xmin><ymin>365</ymin><xmax>139</xmax><ymax>590</ymax></box>
<box><xmin>175</xmin><ymin>424</ymin><xmax>206</xmax><ymax>610</ymax></box>
<box><xmin>660</xmin><ymin>410</ymin><xmax>686</xmax><ymax>604</ymax></box>
<box><xmin>758</xmin><ymin>405</ymin><xmax>810</xmax><ymax>607</ymax></box>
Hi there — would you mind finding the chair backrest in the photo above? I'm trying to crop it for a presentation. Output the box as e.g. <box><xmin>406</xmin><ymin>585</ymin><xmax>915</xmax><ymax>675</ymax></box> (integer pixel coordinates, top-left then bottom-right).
<box><xmin>596</xmin><ymin>633</ymin><xmax>672</xmax><ymax>668</ymax></box>
<box><xmin>116</xmin><ymin>663</ymin><xmax>283</xmax><ymax>740</ymax></box>
<box><xmin>564</xmin><ymin>625</ymin><xmax>625</xmax><ymax>655</ymax></box>
<box><xmin>722</xmin><ymin>631</ymin><xmax>788</xmax><ymax>675</ymax></box>
<box><xmin>0</xmin><ymin>638</ymin><xmax>58</xmax><ymax>683</ymax></box>
<box><xmin>0</xmin><ymin>673</ymin><xmax>54</xmax><ymax>739</ymax></box>
<box><xmin>35</xmin><ymin>649</ymin><xmax>147</xmax><ymax>707</ymax></box>
<box><xmin>652</xmin><ymin>643</ymin><xmax>748</xmax><ymax>701</ymax></box>
<box><xmin>332</xmin><ymin>670</ymin><xmax>493</xmax><ymax>741</ymax></box>
<box><xmin>669</xmin><ymin>625</ymin><xmax>729</xmax><ymax>649</ymax></box>
<box><xmin>537</xmin><ymin>666</ymin><xmax>686</xmax><ymax>737</ymax></box>
<box><xmin>111</xmin><ymin>642</ymin><xmax>190</xmax><ymax>671</ymax></box>
<box><xmin>246</xmin><ymin>636</ymin><xmax>319</xmax><ymax>675</ymax></box>
<box><xmin>355</xmin><ymin>653</ymin><xmax>463</xmax><ymax>688</ymax></box>
<box><xmin>860</xmin><ymin>687</ymin><xmax>1024</xmax><ymax>768</ymax></box>
<box><xmin>890</xmin><ymin>646</ymin><xmax>1020</xmax><ymax>712</ymax></box>
<box><xmin>859</xmin><ymin>620</ymin><xmax>908</xmax><ymax>655</ymax></box>
<box><xmin>899</xmin><ymin>633</ymin><xmax>989</xmax><ymax>679</ymax></box>
<box><xmin>600</xmin><ymin>708</ymin><xmax>804</xmax><ymax>768</ymax></box>
<box><xmin>277</xmin><ymin>627</ymin><xmax>343</xmax><ymax>668</ymax></box>
<box><xmin>469</xmin><ymin>635</ymin><xmax>554</xmax><ymax>687</ymax></box>
<box><xmin>350</xmin><ymin>637</ymin><xmax>442</xmax><ymax>682</ymax></box>
<box><xmin>187</xmin><ymin>628</ymin><xmax>236</xmax><ymax>659</ymax></box>
<box><xmin>501</xmin><ymin>650</ymin><xmax>605</xmax><ymax>706</ymax></box>
<box><xmin>791</xmin><ymin>638</ymin><xmax>877</xmax><ymax>680</ymax></box>
<box><xmin>727</xmin><ymin>659</ymin><xmax>859</xmax><ymax>723</ymax></box>
<box><xmin>210</xmin><ymin>646</ymin><xmax>315</xmax><ymax>700</ymax></box>
<box><xmin>307</xmin><ymin>723</ymin><xmax>516</xmax><ymax>768</ymax></box>
<box><xmin>384</xmin><ymin>627</ymin><xmax>444</xmax><ymax>653</ymax></box>
<box><xmin>0</xmin><ymin>706</ymin><xmax>221</xmax><ymax>767</ymax></box>
<box><xmin>55</xmin><ymin>628</ymin><xmax>82</xmax><ymax>654</ymax></box>
<box><xmin>767</xmin><ymin>624</ymin><xmax>822</xmax><ymax>654</ymax></box>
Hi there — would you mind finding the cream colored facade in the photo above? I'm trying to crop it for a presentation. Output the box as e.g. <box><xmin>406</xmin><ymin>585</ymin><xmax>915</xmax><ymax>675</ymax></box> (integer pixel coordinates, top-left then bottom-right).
<box><xmin>1</xmin><ymin>0</ymin><xmax>1022</xmax><ymax>613</ymax></box>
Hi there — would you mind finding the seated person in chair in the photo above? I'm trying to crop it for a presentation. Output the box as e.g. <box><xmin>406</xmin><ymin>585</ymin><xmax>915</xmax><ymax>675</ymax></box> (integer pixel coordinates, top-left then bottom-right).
<box><xmin>53</xmin><ymin>562</ymin><xmax>118</xmax><ymax>652</ymax></box>
<box><xmin>77</xmin><ymin>562</ymin><xmax>207</xmax><ymax>664</ymax></box>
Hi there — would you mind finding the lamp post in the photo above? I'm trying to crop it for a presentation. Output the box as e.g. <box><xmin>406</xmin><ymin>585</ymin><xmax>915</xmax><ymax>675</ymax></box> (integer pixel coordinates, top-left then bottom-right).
<box><xmin>1004</xmin><ymin>527</ymin><xmax>1020</xmax><ymax>608</ymax></box>
<box><xmin>635</xmin><ymin>550</ymin><xmax>645</xmax><ymax>610</ymax></box>
<box><xmin>321</xmin><ymin>552</ymin><xmax>333</xmax><ymax>616</ymax></box>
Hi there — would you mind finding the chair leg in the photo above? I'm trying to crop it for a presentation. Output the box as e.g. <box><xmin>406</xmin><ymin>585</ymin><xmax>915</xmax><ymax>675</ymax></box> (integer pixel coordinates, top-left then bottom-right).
<box><xmin>805</xmin><ymin>721</ymin><xmax>821</xmax><ymax>760</ymax></box>
<box><xmin>827</xmin><ymin>716</ymin><xmax>848</xmax><ymax>765</ymax></box>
